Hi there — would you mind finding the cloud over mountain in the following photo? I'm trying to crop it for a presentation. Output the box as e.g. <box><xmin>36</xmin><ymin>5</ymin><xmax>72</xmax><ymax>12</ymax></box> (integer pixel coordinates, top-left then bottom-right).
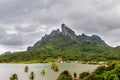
<box><xmin>0</xmin><ymin>0</ymin><xmax>120</xmax><ymax>53</ymax></box>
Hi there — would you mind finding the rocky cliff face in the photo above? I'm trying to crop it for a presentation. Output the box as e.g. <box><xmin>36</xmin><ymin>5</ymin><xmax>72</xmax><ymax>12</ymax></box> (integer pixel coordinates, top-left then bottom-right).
<box><xmin>27</xmin><ymin>24</ymin><xmax>107</xmax><ymax>50</ymax></box>
<box><xmin>50</xmin><ymin>29</ymin><xmax>61</xmax><ymax>37</ymax></box>
<box><xmin>61</xmin><ymin>24</ymin><xmax>76</xmax><ymax>36</ymax></box>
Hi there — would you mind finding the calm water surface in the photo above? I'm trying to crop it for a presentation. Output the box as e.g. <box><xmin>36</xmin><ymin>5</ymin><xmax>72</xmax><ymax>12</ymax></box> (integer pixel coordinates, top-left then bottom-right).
<box><xmin>0</xmin><ymin>63</ymin><xmax>99</xmax><ymax>80</ymax></box>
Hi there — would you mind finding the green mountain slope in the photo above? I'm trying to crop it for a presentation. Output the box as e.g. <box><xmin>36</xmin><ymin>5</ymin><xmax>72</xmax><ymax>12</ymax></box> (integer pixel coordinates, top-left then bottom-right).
<box><xmin>0</xmin><ymin>24</ymin><xmax>120</xmax><ymax>63</ymax></box>
<box><xmin>27</xmin><ymin>24</ymin><xmax>107</xmax><ymax>50</ymax></box>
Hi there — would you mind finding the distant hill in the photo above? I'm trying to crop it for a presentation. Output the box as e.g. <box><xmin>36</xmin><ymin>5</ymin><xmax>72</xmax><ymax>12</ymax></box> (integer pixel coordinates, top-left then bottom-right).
<box><xmin>27</xmin><ymin>24</ymin><xmax>107</xmax><ymax>50</ymax></box>
<box><xmin>0</xmin><ymin>24</ymin><xmax>120</xmax><ymax>63</ymax></box>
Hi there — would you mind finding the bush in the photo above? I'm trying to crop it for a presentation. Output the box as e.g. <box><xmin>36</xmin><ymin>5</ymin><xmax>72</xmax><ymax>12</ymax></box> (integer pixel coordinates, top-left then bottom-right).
<box><xmin>57</xmin><ymin>70</ymin><xmax>72</xmax><ymax>80</ymax></box>
<box><xmin>94</xmin><ymin>66</ymin><xmax>106</xmax><ymax>74</ymax></box>
<box><xmin>106</xmin><ymin>63</ymin><xmax>116</xmax><ymax>71</ymax></box>
<box><xmin>85</xmin><ymin>74</ymin><xmax>103</xmax><ymax>80</ymax></box>
<box><xmin>79</xmin><ymin>72</ymin><xmax>89</xmax><ymax>79</ymax></box>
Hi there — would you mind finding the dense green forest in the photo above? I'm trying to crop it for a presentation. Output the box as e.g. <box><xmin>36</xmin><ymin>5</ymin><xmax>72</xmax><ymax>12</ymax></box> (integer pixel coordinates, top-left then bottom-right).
<box><xmin>0</xmin><ymin>44</ymin><xmax>120</xmax><ymax>63</ymax></box>
<box><xmin>0</xmin><ymin>24</ymin><xmax>120</xmax><ymax>63</ymax></box>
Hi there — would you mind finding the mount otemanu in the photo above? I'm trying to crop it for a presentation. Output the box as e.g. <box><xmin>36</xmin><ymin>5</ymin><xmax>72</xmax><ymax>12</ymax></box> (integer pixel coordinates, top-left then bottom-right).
<box><xmin>27</xmin><ymin>24</ymin><xmax>107</xmax><ymax>50</ymax></box>
<box><xmin>0</xmin><ymin>24</ymin><xmax>120</xmax><ymax>63</ymax></box>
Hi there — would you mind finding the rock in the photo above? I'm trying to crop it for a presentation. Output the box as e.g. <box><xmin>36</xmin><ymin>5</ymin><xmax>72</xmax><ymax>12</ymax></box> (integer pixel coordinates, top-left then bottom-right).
<box><xmin>50</xmin><ymin>29</ymin><xmax>60</xmax><ymax>37</ymax></box>
<box><xmin>61</xmin><ymin>23</ymin><xmax>76</xmax><ymax>36</ymax></box>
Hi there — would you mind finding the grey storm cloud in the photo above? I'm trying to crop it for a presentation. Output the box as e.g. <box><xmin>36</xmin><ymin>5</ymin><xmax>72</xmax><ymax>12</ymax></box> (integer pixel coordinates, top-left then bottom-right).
<box><xmin>0</xmin><ymin>0</ymin><xmax>120</xmax><ymax>53</ymax></box>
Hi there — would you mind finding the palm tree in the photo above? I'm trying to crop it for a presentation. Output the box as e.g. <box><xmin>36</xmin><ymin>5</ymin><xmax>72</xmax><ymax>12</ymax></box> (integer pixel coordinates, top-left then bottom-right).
<box><xmin>9</xmin><ymin>77</ymin><xmax>12</xmax><ymax>80</ymax></box>
<box><xmin>9</xmin><ymin>73</ymin><xmax>18</xmax><ymax>80</ymax></box>
<box><xmin>73</xmin><ymin>72</ymin><xmax>78</xmax><ymax>80</ymax></box>
<box><xmin>29</xmin><ymin>71</ymin><xmax>35</xmax><ymax>80</ymax></box>
<box><xmin>24</xmin><ymin>66</ymin><xmax>29</xmax><ymax>73</ymax></box>
<box><xmin>41</xmin><ymin>69</ymin><xmax>46</xmax><ymax>76</ymax></box>
<box><xmin>51</xmin><ymin>62</ymin><xmax>59</xmax><ymax>72</ymax></box>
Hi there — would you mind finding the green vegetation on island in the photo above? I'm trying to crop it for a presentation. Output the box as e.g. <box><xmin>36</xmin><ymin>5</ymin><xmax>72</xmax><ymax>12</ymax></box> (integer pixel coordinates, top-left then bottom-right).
<box><xmin>0</xmin><ymin>24</ymin><xmax>120</xmax><ymax>63</ymax></box>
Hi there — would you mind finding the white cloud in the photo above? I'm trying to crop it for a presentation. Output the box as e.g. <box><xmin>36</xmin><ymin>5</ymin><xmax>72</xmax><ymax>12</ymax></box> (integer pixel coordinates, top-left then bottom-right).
<box><xmin>0</xmin><ymin>0</ymin><xmax>120</xmax><ymax>53</ymax></box>
<box><xmin>0</xmin><ymin>45</ymin><xmax>6</xmax><ymax>54</ymax></box>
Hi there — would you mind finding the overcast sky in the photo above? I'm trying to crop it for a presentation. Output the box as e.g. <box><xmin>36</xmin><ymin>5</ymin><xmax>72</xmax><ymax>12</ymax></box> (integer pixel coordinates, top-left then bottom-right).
<box><xmin>0</xmin><ymin>0</ymin><xmax>120</xmax><ymax>54</ymax></box>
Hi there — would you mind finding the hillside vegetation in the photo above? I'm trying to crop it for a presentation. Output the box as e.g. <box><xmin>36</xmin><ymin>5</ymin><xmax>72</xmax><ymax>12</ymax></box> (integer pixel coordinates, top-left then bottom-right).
<box><xmin>0</xmin><ymin>24</ymin><xmax>120</xmax><ymax>63</ymax></box>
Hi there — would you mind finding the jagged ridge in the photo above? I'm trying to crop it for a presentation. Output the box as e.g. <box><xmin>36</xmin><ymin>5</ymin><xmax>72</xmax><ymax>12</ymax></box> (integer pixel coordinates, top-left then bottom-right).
<box><xmin>27</xmin><ymin>24</ymin><xmax>107</xmax><ymax>50</ymax></box>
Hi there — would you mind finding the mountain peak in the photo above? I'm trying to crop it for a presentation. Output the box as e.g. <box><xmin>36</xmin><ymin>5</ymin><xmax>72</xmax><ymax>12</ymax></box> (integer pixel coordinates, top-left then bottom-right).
<box><xmin>27</xmin><ymin>24</ymin><xmax>108</xmax><ymax>50</ymax></box>
<box><xmin>61</xmin><ymin>23</ymin><xmax>76</xmax><ymax>36</ymax></box>
<box><xmin>50</xmin><ymin>29</ymin><xmax>60</xmax><ymax>37</ymax></box>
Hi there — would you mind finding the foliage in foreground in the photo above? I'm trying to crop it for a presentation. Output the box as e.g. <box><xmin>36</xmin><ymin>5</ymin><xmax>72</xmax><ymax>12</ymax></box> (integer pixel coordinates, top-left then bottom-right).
<box><xmin>57</xmin><ymin>70</ymin><xmax>72</xmax><ymax>80</ymax></box>
<box><xmin>83</xmin><ymin>63</ymin><xmax>120</xmax><ymax>80</ymax></box>
<box><xmin>79</xmin><ymin>72</ymin><xmax>90</xmax><ymax>79</ymax></box>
